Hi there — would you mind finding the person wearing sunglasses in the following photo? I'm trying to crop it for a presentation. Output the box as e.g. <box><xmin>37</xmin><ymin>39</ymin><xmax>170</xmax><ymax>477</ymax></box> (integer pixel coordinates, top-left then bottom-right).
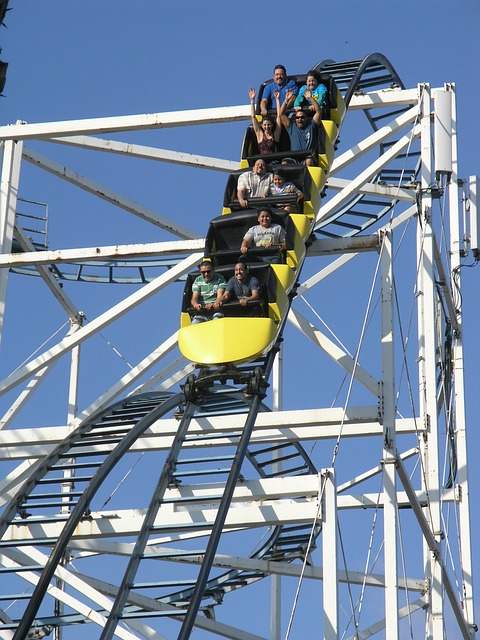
<box><xmin>190</xmin><ymin>261</ymin><xmax>227</xmax><ymax>324</ymax></box>
<box><xmin>278</xmin><ymin>87</ymin><xmax>323</xmax><ymax>167</ymax></box>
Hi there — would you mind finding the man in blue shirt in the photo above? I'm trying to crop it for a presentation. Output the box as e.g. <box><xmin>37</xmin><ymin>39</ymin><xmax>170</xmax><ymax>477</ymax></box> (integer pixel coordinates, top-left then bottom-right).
<box><xmin>260</xmin><ymin>64</ymin><xmax>298</xmax><ymax>115</ymax></box>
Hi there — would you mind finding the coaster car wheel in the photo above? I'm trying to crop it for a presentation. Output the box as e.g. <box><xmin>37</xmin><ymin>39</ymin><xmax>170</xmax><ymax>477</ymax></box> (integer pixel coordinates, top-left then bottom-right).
<box><xmin>183</xmin><ymin>374</ymin><xmax>202</xmax><ymax>404</ymax></box>
<box><xmin>244</xmin><ymin>367</ymin><xmax>269</xmax><ymax>399</ymax></box>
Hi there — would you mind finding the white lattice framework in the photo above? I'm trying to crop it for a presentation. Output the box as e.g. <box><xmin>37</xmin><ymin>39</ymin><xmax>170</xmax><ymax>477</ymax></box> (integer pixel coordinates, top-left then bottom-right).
<box><xmin>0</xmin><ymin>83</ymin><xmax>477</xmax><ymax>639</ymax></box>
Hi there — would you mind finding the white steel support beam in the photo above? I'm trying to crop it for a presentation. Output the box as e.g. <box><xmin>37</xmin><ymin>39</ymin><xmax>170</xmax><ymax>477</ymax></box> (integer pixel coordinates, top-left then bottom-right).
<box><xmin>48</xmin><ymin>134</ymin><xmax>240</xmax><ymax>173</ymax></box>
<box><xmin>67</xmin><ymin>539</ymin><xmax>426</xmax><ymax>593</ymax></box>
<box><xmin>418</xmin><ymin>84</ymin><xmax>444</xmax><ymax>639</ymax></box>
<box><xmin>0</xmin><ymin>105</ymin><xmax>251</xmax><ymax>141</ymax></box>
<box><xmin>23</xmin><ymin>148</ymin><xmax>199</xmax><ymax>240</ymax></box>
<box><xmin>73</xmin><ymin>332</ymin><xmax>181</xmax><ymax>426</ymax></box>
<box><xmin>0</xmin><ymin>411</ymin><xmax>424</xmax><ymax>462</ymax></box>
<box><xmin>270</xmin><ymin>345</ymin><xmax>283</xmax><ymax>640</ymax></box>
<box><xmin>288</xmin><ymin>307</ymin><xmax>379</xmax><ymax>395</ymax></box>
<box><xmin>0</xmin><ymin>138</ymin><xmax>23</xmax><ymax>351</ymax></box>
<box><xmin>128</xmin><ymin>354</ymin><xmax>192</xmax><ymax>395</ymax></box>
<box><xmin>0</xmin><ymin>365</ymin><xmax>52</xmax><ymax>430</ymax></box>
<box><xmin>67</xmin><ymin>322</ymin><xmax>82</xmax><ymax>425</ymax></box>
<box><xmin>380</xmin><ymin>229</ymin><xmax>399</xmax><ymax>639</ymax></box>
<box><xmin>0</xmin><ymin>238</ymin><xmax>205</xmax><ymax>267</ymax></box>
<box><xmin>444</xmin><ymin>83</ymin><xmax>476</xmax><ymax>637</ymax></box>
<box><xmin>326</xmin><ymin>176</ymin><xmax>415</xmax><ymax>202</ymax></box>
<box><xmin>12</xmin><ymin>221</ymin><xmax>82</xmax><ymax>322</ymax></box>
<box><xmin>322</xmin><ymin>469</ymin><xmax>338</xmax><ymax>640</ymax></box>
<box><xmin>396</xmin><ymin>458</ymin><xmax>473</xmax><ymax>640</ymax></box>
<box><xmin>1</xmin><ymin>547</ymin><xmax>166</xmax><ymax>640</ymax></box>
<box><xmin>347</xmin><ymin>598</ymin><xmax>428</xmax><ymax>640</ymax></box>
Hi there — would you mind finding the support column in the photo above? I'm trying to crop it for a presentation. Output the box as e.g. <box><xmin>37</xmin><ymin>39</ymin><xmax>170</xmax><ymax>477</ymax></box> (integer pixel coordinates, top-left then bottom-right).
<box><xmin>322</xmin><ymin>468</ymin><xmax>338</xmax><ymax>640</ymax></box>
<box><xmin>0</xmin><ymin>138</ymin><xmax>23</xmax><ymax>349</ymax></box>
<box><xmin>445</xmin><ymin>84</ymin><xmax>476</xmax><ymax>637</ymax></box>
<box><xmin>417</xmin><ymin>83</ymin><xmax>444</xmax><ymax>639</ymax></box>
<box><xmin>270</xmin><ymin>345</ymin><xmax>283</xmax><ymax>640</ymax></box>
<box><xmin>55</xmin><ymin>319</ymin><xmax>83</xmax><ymax>640</ymax></box>
<box><xmin>380</xmin><ymin>228</ymin><xmax>399</xmax><ymax>640</ymax></box>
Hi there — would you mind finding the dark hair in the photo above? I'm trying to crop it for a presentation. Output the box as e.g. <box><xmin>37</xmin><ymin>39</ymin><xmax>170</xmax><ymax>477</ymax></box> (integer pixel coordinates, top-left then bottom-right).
<box><xmin>295</xmin><ymin>109</ymin><xmax>308</xmax><ymax>119</ymax></box>
<box><xmin>199</xmin><ymin>259</ymin><xmax>213</xmax><ymax>270</ymax></box>
<box><xmin>262</xmin><ymin>115</ymin><xmax>274</xmax><ymax>125</ymax></box>
<box><xmin>306</xmin><ymin>69</ymin><xmax>321</xmax><ymax>83</ymax></box>
<box><xmin>273</xmin><ymin>169</ymin><xmax>286</xmax><ymax>180</ymax></box>
<box><xmin>257</xmin><ymin>206</ymin><xmax>272</xmax><ymax>216</ymax></box>
<box><xmin>274</xmin><ymin>64</ymin><xmax>287</xmax><ymax>74</ymax></box>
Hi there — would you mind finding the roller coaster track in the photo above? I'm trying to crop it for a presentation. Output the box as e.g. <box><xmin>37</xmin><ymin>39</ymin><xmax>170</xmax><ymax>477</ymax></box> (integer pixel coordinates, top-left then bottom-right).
<box><xmin>313</xmin><ymin>53</ymin><xmax>420</xmax><ymax>238</ymax></box>
<box><xmin>1</xmin><ymin>54</ymin><xmax>420</xmax><ymax>637</ymax></box>
<box><xmin>0</xmin><ymin>382</ymin><xmax>319</xmax><ymax>636</ymax></box>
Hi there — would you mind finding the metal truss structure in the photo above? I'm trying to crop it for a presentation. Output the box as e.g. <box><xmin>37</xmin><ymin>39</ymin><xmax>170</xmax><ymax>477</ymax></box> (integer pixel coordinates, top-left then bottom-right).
<box><xmin>0</xmin><ymin>56</ymin><xmax>477</xmax><ymax>639</ymax></box>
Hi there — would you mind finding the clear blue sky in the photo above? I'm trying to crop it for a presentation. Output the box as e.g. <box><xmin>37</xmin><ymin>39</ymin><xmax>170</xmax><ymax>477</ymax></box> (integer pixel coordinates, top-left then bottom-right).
<box><xmin>1</xmin><ymin>1</ymin><xmax>479</xmax><ymax>638</ymax></box>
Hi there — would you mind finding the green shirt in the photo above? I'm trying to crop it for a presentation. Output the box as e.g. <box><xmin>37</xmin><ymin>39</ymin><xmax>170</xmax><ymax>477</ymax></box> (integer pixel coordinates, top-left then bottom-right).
<box><xmin>192</xmin><ymin>273</ymin><xmax>226</xmax><ymax>303</ymax></box>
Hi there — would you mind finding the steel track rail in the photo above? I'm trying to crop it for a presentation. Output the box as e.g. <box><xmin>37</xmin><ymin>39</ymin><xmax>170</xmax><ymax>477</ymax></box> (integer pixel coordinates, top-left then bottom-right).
<box><xmin>313</xmin><ymin>53</ymin><xmax>420</xmax><ymax>238</ymax></box>
<box><xmin>0</xmin><ymin>392</ymin><xmax>182</xmax><ymax>638</ymax></box>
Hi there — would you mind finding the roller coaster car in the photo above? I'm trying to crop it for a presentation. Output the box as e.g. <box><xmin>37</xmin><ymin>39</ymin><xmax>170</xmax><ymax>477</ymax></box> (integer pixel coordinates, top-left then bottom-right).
<box><xmin>178</xmin><ymin>261</ymin><xmax>295</xmax><ymax>366</ymax></box>
<box><xmin>178</xmin><ymin>70</ymin><xmax>342</xmax><ymax>369</ymax></box>
<box><xmin>222</xmin><ymin>163</ymin><xmax>322</xmax><ymax>218</ymax></box>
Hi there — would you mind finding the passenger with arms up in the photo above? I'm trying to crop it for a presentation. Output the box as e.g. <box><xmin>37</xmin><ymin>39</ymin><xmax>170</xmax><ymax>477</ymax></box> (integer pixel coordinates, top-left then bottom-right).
<box><xmin>294</xmin><ymin>70</ymin><xmax>327</xmax><ymax>116</ymax></box>
<box><xmin>279</xmin><ymin>87</ymin><xmax>323</xmax><ymax>167</ymax></box>
<box><xmin>260</xmin><ymin>64</ymin><xmax>298</xmax><ymax>115</ymax></box>
<box><xmin>268</xmin><ymin>168</ymin><xmax>303</xmax><ymax>213</ymax></box>
<box><xmin>248</xmin><ymin>87</ymin><xmax>282</xmax><ymax>155</ymax></box>
<box><xmin>240</xmin><ymin>207</ymin><xmax>286</xmax><ymax>264</ymax></box>
<box><xmin>237</xmin><ymin>159</ymin><xmax>274</xmax><ymax>208</ymax></box>
<box><xmin>222</xmin><ymin>263</ymin><xmax>260</xmax><ymax>307</ymax></box>
<box><xmin>190</xmin><ymin>261</ymin><xmax>226</xmax><ymax>324</ymax></box>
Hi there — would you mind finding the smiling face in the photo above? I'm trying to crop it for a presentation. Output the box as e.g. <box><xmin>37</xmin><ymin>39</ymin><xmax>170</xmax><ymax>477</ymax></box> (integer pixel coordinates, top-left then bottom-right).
<box><xmin>273</xmin><ymin>66</ymin><xmax>287</xmax><ymax>87</ymax></box>
<box><xmin>262</xmin><ymin>118</ymin><xmax>274</xmax><ymax>134</ymax></box>
<box><xmin>257</xmin><ymin>210</ymin><xmax>272</xmax><ymax>228</ymax></box>
<box><xmin>253</xmin><ymin>159</ymin><xmax>267</xmax><ymax>176</ymax></box>
<box><xmin>234</xmin><ymin>263</ymin><xmax>247</xmax><ymax>282</ymax></box>
<box><xmin>273</xmin><ymin>174</ymin><xmax>285</xmax><ymax>188</ymax></box>
<box><xmin>306</xmin><ymin>75</ymin><xmax>319</xmax><ymax>90</ymax></box>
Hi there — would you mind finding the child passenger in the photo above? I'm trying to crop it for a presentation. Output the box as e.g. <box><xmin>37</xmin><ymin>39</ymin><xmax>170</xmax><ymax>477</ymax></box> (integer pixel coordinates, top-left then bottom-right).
<box><xmin>268</xmin><ymin>169</ymin><xmax>303</xmax><ymax>213</ymax></box>
<box><xmin>240</xmin><ymin>207</ymin><xmax>286</xmax><ymax>264</ymax></box>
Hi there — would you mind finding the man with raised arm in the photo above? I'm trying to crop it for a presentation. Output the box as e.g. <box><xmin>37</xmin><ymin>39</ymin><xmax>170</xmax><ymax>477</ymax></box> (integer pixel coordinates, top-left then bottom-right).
<box><xmin>279</xmin><ymin>87</ymin><xmax>323</xmax><ymax>166</ymax></box>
